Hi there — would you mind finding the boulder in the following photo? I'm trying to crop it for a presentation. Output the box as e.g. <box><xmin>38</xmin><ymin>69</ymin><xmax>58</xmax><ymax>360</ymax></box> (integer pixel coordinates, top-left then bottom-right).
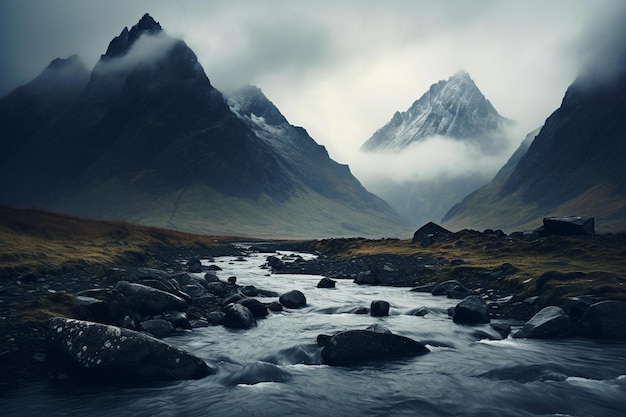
<box><xmin>74</xmin><ymin>289</ymin><xmax>131</xmax><ymax>325</ymax></box>
<box><xmin>317</xmin><ymin>277</ymin><xmax>336</xmax><ymax>288</ymax></box>
<box><xmin>431</xmin><ymin>280</ymin><xmax>468</xmax><ymax>296</ymax></box>
<box><xmin>186</xmin><ymin>258</ymin><xmax>203</xmax><ymax>273</ymax></box>
<box><xmin>354</xmin><ymin>271</ymin><xmax>376</xmax><ymax>285</ymax></box>
<box><xmin>540</xmin><ymin>216</ymin><xmax>595</xmax><ymax>236</ymax></box>
<box><xmin>47</xmin><ymin>317</ymin><xmax>212</xmax><ymax>380</ymax></box>
<box><xmin>412</xmin><ymin>222</ymin><xmax>451</xmax><ymax>246</ymax></box>
<box><xmin>580</xmin><ymin>300</ymin><xmax>626</xmax><ymax>339</ymax></box>
<box><xmin>115</xmin><ymin>281</ymin><xmax>187</xmax><ymax>316</ymax></box>
<box><xmin>453</xmin><ymin>296</ymin><xmax>490</xmax><ymax>324</ymax></box>
<box><xmin>279</xmin><ymin>290</ymin><xmax>307</xmax><ymax>309</ymax></box>
<box><xmin>370</xmin><ymin>300</ymin><xmax>390</xmax><ymax>317</ymax></box>
<box><xmin>238</xmin><ymin>298</ymin><xmax>269</xmax><ymax>318</ymax></box>
<box><xmin>241</xmin><ymin>285</ymin><xmax>259</xmax><ymax>297</ymax></box>
<box><xmin>207</xmin><ymin>311</ymin><xmax>225</xmax><ymax>325</ymax></box>
<box><xmin>140</xmin><ymin>319</ymin><xmax>175</xmax><ymax>338</ymax></box>
<box><xmin>266</xmin><ymin>255</ymin><xmax>285</xmax><ymax>271</ymax></box>
<box><xmin>223</xmin><ymin>303</ymin><xmax>257</xmax><ymax>329</ymax></box>
<box><xmin>162</xmin><ymin>311</ymin><xmax>191</xmax><ymax>329</ymax></box>
<box><xmin>267</xmin><ymin>301</ymin><xmax>283</xmax><ymax>312</ymax></box>
<box><xmin>513</xmin><ymin>306</ymin><xmax>574</xmax><ymax>338</ymax></box>
<box><xmin>320</xmin><ymin>329</ymin><xmax>429</xmax><ymax>366</ymax></box>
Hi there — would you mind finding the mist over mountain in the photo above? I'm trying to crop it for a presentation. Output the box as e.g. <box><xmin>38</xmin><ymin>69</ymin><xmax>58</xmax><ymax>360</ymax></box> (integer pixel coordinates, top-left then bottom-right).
<box><xmin>442</xmin><ymin>68</ymin><xmax>626</xmax><ymax>232</ymax></box>
<box><xmin>0</xmin><ymin>14</ymin><xmax>408</xmax><ymax>239</ymax></box>
<box><xmin>361</xmin><ymin>71</ymin><xmax>512</xmax><ymax>152</ymax></box>
<box><xmin>355</xmin><ymin>72</ymin><xmax>516</xmax><ymax>227</ymax></box>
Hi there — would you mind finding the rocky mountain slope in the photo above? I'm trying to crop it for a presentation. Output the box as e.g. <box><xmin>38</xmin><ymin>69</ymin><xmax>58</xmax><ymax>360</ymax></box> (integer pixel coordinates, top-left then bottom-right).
<box><xmin>358</xmin><ymin>72</ymin><xmax>514</xmax><ymax>227</ymax></box>
<box><xmin>442</xmin><ymin>70</ymin><xmax>626</xmax><ymax>232</ymax></box>
<box><xmin>0</xmin><ymin>14</ymin><xmax>408</xmax><ymax>239</ymax></box>
<box><xmin>361</xmin><ymin>71</ymin><xmax>512</xmax><ymax>152</ymax></box>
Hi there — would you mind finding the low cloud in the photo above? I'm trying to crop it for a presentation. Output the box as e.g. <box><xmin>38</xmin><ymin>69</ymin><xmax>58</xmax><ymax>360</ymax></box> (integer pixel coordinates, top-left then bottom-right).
<box><xmin>95</xmin><ymin>32</ymin><xmax>179</xmax><ymax>74</ymax></box>
<box><xmin>348</xmin><ymin>127</ymin><xmax>523</xmax><ymax>186</ymax></box>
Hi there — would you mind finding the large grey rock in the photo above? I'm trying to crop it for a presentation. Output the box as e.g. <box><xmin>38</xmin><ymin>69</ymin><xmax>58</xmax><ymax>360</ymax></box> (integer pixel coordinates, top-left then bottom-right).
<box><xmin>140</xmin><ymin>319</ymin><xmax>175</xmax><ymax>338</ymax></box>
<box><xmin>320</xmin><ymin>329</ymin><xmax>429</xmax><ymax>366</ymax></box>
<box><xmin>412</xmin><ymin>222</ymin><xmax>451</xmax><ymax>247</ymax></box>
<box><xmin>279</xmin><ymin>290</ymin><xmax>307</xmax><ymax>309</ymax></box>
<box><xmin>453</xmin><ymin>296</ymin><xmax>490</xmax><ymax>324</ymax></box>
<box><xmin>238</xmin><ymin>298</ymin><xmax>268</xmax><ymax>318</ymax></box>
<box><xmin>370</xmin><ymin>300</ymin><xmax>390</xmax><ymax>317</ymax></box>
<box><xmin>513</xmin><ymin>306</ymin><xmax>574</xmax><ymax>338</ymax></box>
<box><xmin>581</xmin><ymin>300</ymin><xmax>626</xmax><ymax>339</ymax></box>
<box><xmin>115</xmin><ymin>281</ymin><xmax>187</xmax><ymax>315</ymax></box>
<box><xmin>317</xmin><ymin>277</ymin><xmax>336</xmax><ymax>288</ymax></box>
<box><xmin>223</xmin><ymin>303</ymin><xmax>257</xmax><ymax>329</ymax></box>
<box><xmin>47</xmin><ymin>317</ymin><xmax>212</xmax><ymax>380</ymax></box>
<box><xmin>541</xmin><ymin>216</ymin><xmax>595</xmax><ymax>236</ymax></box>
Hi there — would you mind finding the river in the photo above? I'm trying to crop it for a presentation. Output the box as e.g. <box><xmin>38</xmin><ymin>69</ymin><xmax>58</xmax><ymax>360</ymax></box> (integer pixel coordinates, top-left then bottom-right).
<box><xmin>3</xmin><ymin>251</ymin><xmax>626</xmax><ymax>416</ymax></box>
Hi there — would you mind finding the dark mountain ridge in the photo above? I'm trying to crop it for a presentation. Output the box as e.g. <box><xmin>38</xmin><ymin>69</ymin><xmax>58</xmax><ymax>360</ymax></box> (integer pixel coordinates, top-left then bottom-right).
<box><xmin>0</xmin><ymin>14</ymin><xmax>408</xmax><ymax>239</ymax></box>
<box><xmin>442</xmin><ymin>70</ymin><xmax>626</xmax><ymax>232</ymax></box>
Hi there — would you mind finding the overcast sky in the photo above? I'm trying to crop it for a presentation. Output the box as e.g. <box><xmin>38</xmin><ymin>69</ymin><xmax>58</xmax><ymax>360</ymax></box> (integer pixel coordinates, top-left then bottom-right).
<box><xmin>1</xmin><ymin>0</ymin><xmax>624</xmax><ymax>170</ymax></box>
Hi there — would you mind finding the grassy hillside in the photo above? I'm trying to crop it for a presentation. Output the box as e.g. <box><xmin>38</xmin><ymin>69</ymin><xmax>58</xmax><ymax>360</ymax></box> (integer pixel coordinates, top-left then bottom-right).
<box><xmin>301</xmin><ymin>230</ymin><xmax>626</xmax><ymax>303</ymax></box>
<box><xmin>0</xmin><ymin>206</ymin><xmax>240</xmax><ymax>278</ymax></box>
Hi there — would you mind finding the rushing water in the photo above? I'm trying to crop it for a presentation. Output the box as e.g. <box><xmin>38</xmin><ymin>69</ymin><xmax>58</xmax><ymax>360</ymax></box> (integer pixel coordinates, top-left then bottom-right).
<box><xmin>3</xmin><ymin>251</ymin><xmax>626</xmax><ymax>417</ymax></box>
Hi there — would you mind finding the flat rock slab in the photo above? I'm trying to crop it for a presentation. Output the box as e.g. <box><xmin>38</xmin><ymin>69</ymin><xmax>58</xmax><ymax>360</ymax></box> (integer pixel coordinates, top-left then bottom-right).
<box><xmin>47</xmin><ymin>317</ymin><xmax>213</xmax><ymax>381</ymax></box>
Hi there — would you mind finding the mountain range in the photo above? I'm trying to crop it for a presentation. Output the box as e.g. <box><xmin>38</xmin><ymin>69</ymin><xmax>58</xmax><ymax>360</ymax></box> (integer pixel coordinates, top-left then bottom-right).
<box><xmin>358</xmin><ymin>72</ymin><xmax>513</xmax><ymax>227</ymax></box>
<box><xmin>0</xmin><ymin>14</ymin><xmax>408</xmax><ymax>239</ymax></box>
<box><xmin>442</xmin><ymin>69</ymin><xmax>626</xmax><ymax>232</ymax></box>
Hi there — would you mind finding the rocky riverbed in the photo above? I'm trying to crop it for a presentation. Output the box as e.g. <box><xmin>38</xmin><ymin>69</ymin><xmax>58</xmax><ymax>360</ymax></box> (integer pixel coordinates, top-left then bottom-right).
<box><xmin>2</xmin><ymin>231</ymin><xmax>626</xmax><ymax>392</ymax></box>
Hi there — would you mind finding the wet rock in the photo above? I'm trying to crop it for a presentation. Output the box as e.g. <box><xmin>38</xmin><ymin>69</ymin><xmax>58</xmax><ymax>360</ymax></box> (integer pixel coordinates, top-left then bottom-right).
<box><xmin>320</xmin><ymin>329</ymin><xmax>429</xmax><ymax>366</ymax></box>
<box><xmin>406</xmin><ymin>307</ymin><xmax>429</xmax><ymax>316</ymax></box>
<box><xmin>162</xmin><ymin>311</ymin><xmax>191</xmax><ymax>329</ymax></box>
<box><xmin>267</xmin><ymin>301</ymin><xmax>283</xmax><ymax>312</ymax></box>
<box><xmin>490</xmin><ymin>322</ymin><xmax>511</xmax><ymax>339</ymax></box>
<box><xmin>238</xmin><ymin>298</ymin><xmax>268</xmax><ymax>318</ymax></box>
<box><xmin>513</xmin><ymin>306</ymin><xmax>574</xmax><ymax>338</ymax></box>
<box><xmin>370</xmin><ymin>300</ymin><xmax>390</xmax><ymax>317</ymax></box>
<box><xmin>241</xmin><ymin>285</ymin><xmax>259</xmax><ymax>297</ymax></box>
<box><xmin>207</xmin><ymin>311</ymin><xmax>225</xmax><ymax>325</ymax></box>
<box><xmin>453</xmin><ymin>296</ymin><xmax>490</xmax><ymax>324</ymax></box>
<box><xmin>205</xmin><ymin>273</ymin><xmax>220</xmax><ymax>283</ymax></box>
<box><xmin>279</xmin><ymin>290</ymin><xmax>307</xmax><ymax>309</ymax></box>
<box><xmin>266</xmin><ymin>255</ymin><xmax>285</xmax><ymax>271</ymax></box>
<box><xmin>354</xmin><ymin>271</ymin><xmax>376</xmax><ymax>285</ymax></box>
<box><xmin>114</xmin><ymin>281</ymin><xmax>187</xmax><ymax>316</ymax></box>
<box><xmin>223</xmin><ymin>303</ymin><xmax>257</xmax><ymax>329</ymax></box>
<box><xmin>140</xmin><ymin>319</ymin><xmax>175</xmax><ymax>338</ymax></box>
<box><xmin>227</xmin><ymin>276</ymin><xmax>237</xmax><ymax>284</ymax></box>
<box><xmin>47</xmin><ymin>317</ymin><xmax>212</xmax><ymax>380</ymax></box>
<box><xmin>317</xmin><ymin>277</ymin><xmax>336</xmax><ymax>288</ymax></box>
<box><xmin>186</xmin><ymin>258</ymin><xmax>203</xmax><ymax>273</ymax></box>
<box><xmin>432</xmin><ymin>280</ymin><xmax>468</xmax><ymax>296</ymax></box>
<box><xmin>221</xmin><ymin>361</ymin><xmax>291</xmax><ymax>386</ymax></box>
<box><xmin>581</xmin><ymin>300</ymin><xmax>626</xmax><ymax>339</ymax></box>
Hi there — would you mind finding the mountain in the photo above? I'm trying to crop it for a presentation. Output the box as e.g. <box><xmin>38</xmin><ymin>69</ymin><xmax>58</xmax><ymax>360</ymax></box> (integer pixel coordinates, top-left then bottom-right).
<box><xmin>442</xmin><ymin>70</ymin><xmax>626</xmax><ymax>233</ymax></box>
<box><xmin>361</xmin><ymin>71</ymin><xmax>512</xmax><ymax>152</ymax></box>
<box><xmin>357</xmin><ymin>71</ymin><xmax>514</xmax><ymax>227</ymax></box>
<box><xmin>0</xmin><ymin>14</ymin><xmax>409</xmax><ymax>239</ymax></box>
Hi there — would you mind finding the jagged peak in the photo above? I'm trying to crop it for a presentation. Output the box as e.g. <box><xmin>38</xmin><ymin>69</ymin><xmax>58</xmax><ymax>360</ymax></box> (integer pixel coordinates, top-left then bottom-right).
<box><xmin>128</xmin><ymin>13</ymin><xmax>162</xmax><ymax>43</ymax></box>
<box><xmin>102</xmin><ymin>14</ymin><xmax>163</xmax><ymax>60</ymax></box>
<box><xmin>47</xmin><ymin>54</ymin><xmax>84</xmax><ymax>70</ymax></box>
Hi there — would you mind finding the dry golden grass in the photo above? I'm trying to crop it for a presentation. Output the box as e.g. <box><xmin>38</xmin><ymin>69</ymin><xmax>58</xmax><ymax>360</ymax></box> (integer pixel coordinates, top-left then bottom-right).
<box><xmin>0</xmin><ymin>206</ymin><xmax>240</xmax><ymax>277</ymax></box>
<box><xmin>305</xmin><ymin>231</ymin><xmax>626</xmax><ymax>301</ymax></box>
